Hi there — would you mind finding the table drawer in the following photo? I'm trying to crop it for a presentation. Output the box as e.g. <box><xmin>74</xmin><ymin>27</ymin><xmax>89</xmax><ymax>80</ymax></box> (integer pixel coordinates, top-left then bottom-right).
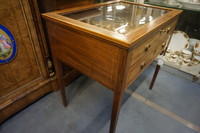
<box><xmin>126</xmin><ymin>39</ymin><xmax>167</xmax><ymax>87</ymax></box>
<box><xmin>129</xmin><ymin>33</ymin><xmax>159</xmax><ymax>68</ymax></box>
<box><xmin>129</xmin><ymin>20</ymin><xmax>177</xmax><ymax>68</ymax></box>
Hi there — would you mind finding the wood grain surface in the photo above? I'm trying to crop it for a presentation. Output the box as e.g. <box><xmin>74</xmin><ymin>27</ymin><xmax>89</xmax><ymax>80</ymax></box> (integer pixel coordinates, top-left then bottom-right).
<box><xmin>0</xmin><ymin>0</ymin><xmax>52</xmax><ymax>123</ymax></box>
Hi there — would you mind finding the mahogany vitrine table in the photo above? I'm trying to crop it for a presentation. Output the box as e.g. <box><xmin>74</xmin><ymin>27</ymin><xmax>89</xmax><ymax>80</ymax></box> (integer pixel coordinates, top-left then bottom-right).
<box><xmin>42</xmin><ymin>1</ymin><xmax>182</xmax><ymax>132</ymax></box>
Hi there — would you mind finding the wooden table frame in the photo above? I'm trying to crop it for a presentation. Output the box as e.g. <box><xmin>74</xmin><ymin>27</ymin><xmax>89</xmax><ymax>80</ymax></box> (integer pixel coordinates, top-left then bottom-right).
<box><xmin>42</xmin><ymin>1</ymin><xmax>182</xmax><ymax>132</ymax></box>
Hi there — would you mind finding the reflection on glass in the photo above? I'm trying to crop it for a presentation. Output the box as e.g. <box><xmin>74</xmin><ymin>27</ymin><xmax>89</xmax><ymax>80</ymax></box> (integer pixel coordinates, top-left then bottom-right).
<box><xmin>62</xmin><ymin>2</ymin><xmax>170</xmax><ymax>35</ymax></box>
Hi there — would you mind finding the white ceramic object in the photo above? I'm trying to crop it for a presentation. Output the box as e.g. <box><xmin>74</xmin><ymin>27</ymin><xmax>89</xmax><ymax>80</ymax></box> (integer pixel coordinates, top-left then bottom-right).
<box><xmin>166</xmin><ymin>48</ymin><xmax>172</xmax><ymax>53</ymax></box>
<box><xmin>192</xmin><ymin>55</ymin><xmax>200</xmax><ymax>64</ymax></box>
<box><xmin>189</xmin><ymin>38</ymin><xmax>200</xmax><ymax>46</ymax></box>
<box><xmin>177</xmin><ymin>0</ymin><xmax>200</xmax><ymax>10</ymax></box>
<box><xmin>149</xmin><ymin>0</ymin><xmax>162</xmax><ymax>2</ymax></box>
<box><xmin>167</xmin><ymin>56</ymin><xmax>179</xmax><ymax>63</ymax></box>
<box><xmin>182</xmin><ymin>58</ymin><xmax>191</xmax><ymax>65</ymax></box>
<box><xmin>183</xmin><ymin>58</ymin><xmax>191</xmax><ymax>62</ymax></box>
<box><xmin>170</xmin><ymin>52</ymin><xmax>178</xmax><ymax>58</ymax></box>
<box><xmin>189</xmin><ymin>38</ymin><xmax>200</xmax><ymax>51</ymax></box>
<box><xmin>194</xmin><ymin>41</ymin><xmax>200</xmax><ymax>55</ymax></box>
<box><xmin>164</xmin><ymin>1</ymin><xmax>180</xmax><ymax>6</ymax></box>
<box><xmin>194</xmin><ymin>55</ymin><xmax>200</xmax><ymax>61</ymax></box>
<box><xmin>182</xmin><ymin>49</ymin><xmax>192</xmax><ymax>55</ymax></box>
<box><xmin>180</xmin><ymin>49</ymin><xmax>192</xmax><ymax>59</ymax></box>
<box><xmin>168</xmin><ymin>30</ymin><xmax>189</xmax><ymax>52</ymax></box>
<box><xmin>168</xmin><ymin>53</ymin><xmax>179</xmax><ymax>62</ymax></box>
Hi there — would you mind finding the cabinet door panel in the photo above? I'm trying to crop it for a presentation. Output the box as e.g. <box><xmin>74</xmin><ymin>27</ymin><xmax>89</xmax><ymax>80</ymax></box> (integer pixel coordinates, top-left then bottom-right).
<box><xmin>0</xmin><ymin>0</ymin><xmax>47</xmax><ymax>98</ymax></box>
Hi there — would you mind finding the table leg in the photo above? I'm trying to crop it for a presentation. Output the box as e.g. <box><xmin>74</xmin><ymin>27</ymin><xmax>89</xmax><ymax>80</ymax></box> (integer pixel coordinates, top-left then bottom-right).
<box><xmin>54</xmin><ymin>59</ymin><xmax>68</xmax><ymax>107</ymax></box>
<box><xmin>149</xmin><ymin>59</ymin><xmax>164</xmax><ymax>90</ymax></box>
<box><xmin>149</xmin><ymin>65</ymin><xmax>160</xmax><ymax>90</ymax></box>
<box><xmin>109</xmin><ymin>89</ymin><xmax>124</xmax><ymax>133</ymax></box>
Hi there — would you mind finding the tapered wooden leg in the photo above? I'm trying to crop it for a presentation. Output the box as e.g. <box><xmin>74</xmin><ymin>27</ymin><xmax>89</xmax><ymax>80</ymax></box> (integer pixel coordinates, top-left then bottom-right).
<box><xmin>149</xmin><ymin>64</ymin><xmax>161</xmax><ymax>90</ymax></box>
<box><xmin>109</xmin><ymin>89</ymin><xmax>124</xmax><ymax>133</ymax></box>
<box><xmin>150</xmin><ymin>59</ymin><xmax>164</xmax><ymax>90</ymax></box>
<box><xmin>54</xmin><ymin>59</ymin><xmax>68</xmax><ymax>107</ymax></box>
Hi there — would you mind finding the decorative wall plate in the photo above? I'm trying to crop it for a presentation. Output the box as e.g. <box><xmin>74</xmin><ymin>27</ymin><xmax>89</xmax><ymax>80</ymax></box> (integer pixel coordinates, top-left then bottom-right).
<box><xmin>0</xmin><ymin>25</ymin><xmax>17</xmax><ymax>64</ymax></box>
<box><xmin>168</xmin><ymin>30</ymin><xmax>189</xmax><ymax>52</ymax></box>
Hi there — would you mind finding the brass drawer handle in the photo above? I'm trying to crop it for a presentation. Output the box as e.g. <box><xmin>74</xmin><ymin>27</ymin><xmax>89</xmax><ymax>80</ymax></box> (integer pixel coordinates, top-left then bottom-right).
<box><xmin>140</xmin><ymin>62</ymin><xmax>146</xmax><ymax>69</ymax></box>
<box><xmin>159</xmin><ymin>27</ymin><xmax>171</xmax><ymax>33</ymax></box>
<box><xmin>159</xmin><ymin>29</ymin><xmax>165</xmax><ymax>33</ymax></box>
<box><xmin>145</xmin><ymin>44</ymin><xmax>151</xmax><ymax>52</ymax></box>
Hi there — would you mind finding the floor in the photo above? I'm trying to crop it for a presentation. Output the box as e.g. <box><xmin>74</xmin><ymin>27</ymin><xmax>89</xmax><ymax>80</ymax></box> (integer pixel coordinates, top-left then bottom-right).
<box><xmin>0</xmin><ymin>66</ymin><xmax>200</xmax><ymax>133</ymax></box>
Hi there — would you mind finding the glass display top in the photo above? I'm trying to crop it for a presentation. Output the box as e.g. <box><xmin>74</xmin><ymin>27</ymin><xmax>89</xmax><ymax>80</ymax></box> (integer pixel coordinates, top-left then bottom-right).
<box><xmin>61</xmin><ymin>2</ymin><xmax>170</xmax><ymax>34</ymax></box>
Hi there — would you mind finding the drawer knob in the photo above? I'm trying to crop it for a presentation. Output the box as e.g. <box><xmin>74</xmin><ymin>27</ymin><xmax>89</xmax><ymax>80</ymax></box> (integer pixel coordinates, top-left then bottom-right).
<box><xmin>141</xmin><ymin>62</ymin><xmax>146</xmax><ymax>69</ymax></box>
<box><xmin>166</xmin><ymin>27</ymin><xmax>171</xmax><ymax>33</ymax></box>
<box><xmin>145</xmin><ymin>44</ymin><xmax>151</xmax><ymax>52</ymax></box>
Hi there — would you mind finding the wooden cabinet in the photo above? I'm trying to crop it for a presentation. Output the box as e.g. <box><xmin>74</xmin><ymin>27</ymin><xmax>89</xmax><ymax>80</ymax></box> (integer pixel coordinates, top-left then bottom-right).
<box><xmin>0</xmin><ymin>0</ymin><xmax>54</xmax><ymax>123</ymax></box>
<box><xmin>0</xmin><ymin>0</ymin><xmax>95</xmax><ymax>123</ymax></box>
<box><xmin>43</xmin><ymin>1</ymin><xmax>182</xmax><ymax>133</ymax></box>
<box><xmin>37</xmin><ymin>0</ymin><xmax>94</xmax><ymax>12</ymax></box>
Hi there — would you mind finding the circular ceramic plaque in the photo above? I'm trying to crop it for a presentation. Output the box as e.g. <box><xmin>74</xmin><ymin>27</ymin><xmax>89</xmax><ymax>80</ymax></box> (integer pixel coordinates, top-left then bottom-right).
<box><xmin>0</xmin><ymin>25</ymin><xmax>17</xmax><ymax>64</ymax></box>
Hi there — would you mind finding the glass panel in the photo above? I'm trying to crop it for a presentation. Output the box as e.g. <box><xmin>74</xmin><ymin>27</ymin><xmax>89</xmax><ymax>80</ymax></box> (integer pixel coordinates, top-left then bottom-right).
<box><xmin>61</xmin><ymin>2</ymin><xmax>170</xmax><ymax>34</ymax></box>
<box><xmin>144</xmin><ymin>1</ymin><xmax>200</xmax><ymax>12</ymax></box>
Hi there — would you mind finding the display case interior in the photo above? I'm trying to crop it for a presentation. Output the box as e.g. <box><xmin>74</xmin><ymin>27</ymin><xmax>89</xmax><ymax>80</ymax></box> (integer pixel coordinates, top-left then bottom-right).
<box><xmin>61</xmin><ymin>2</ymin><xmax>169</xmax><ymax>35</ymax></box>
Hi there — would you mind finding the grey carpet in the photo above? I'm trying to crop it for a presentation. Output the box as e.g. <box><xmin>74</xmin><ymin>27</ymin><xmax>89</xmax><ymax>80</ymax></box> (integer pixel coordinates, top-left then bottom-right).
<box><xmin>0</xmin><ymin>66</ymin><xmax>199</xmax><ymax>133</ymax></box>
